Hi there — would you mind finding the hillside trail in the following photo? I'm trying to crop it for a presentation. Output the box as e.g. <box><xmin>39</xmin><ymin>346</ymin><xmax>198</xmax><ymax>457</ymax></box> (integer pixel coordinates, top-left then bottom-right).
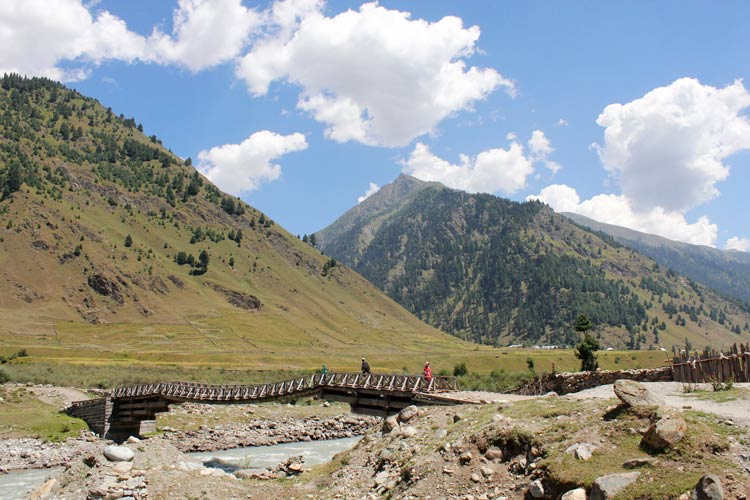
<box><xmin>26</xmin><ymin>386</ymin><xmax>91</xmax><ymax>410</ymax></box>
<box><xmin>566</xmin><ymin>381</ymin><xmax>750</xmax><ymax>428</ymax></box>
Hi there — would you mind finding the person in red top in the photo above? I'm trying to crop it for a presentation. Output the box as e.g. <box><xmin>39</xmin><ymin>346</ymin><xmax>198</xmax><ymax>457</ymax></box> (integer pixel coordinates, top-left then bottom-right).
<box><xmin>423</xmin><ymin>361</ymin><xmax>433</xmax><ymax>382</ymax></box>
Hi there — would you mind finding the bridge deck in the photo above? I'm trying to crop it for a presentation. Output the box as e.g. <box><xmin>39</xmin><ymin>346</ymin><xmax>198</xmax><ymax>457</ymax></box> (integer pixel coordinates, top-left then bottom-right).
<box><xmin>65</xmin><ymin>373</ymin><xmax>461</xmax><ymax>439</ymax></box>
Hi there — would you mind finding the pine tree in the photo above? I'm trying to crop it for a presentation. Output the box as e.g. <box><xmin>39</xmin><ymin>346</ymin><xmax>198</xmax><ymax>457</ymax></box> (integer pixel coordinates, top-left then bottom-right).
<box><xmin>124</xmin><ymin>234</ymin><xmax>133</xmax><ymax>248</ymax></box>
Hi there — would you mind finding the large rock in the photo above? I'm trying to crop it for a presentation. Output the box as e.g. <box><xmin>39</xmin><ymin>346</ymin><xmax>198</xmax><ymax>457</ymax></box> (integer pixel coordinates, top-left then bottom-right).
<box><xmin>691</xmin><ymin>474</ymin><xmax>723</xmax><ymax>500</ymax></box>
<box><xmin>641</xmin><ymin>409</ymin><xmax>687</xmax><ymax>451</ymax></box>
<box><xmin>566</xmin><ymin>442</ymin><xmax>597</xmax><ymax>461</ymax></box>
<box><xmin>382</xmin><ymin>415</ymin><xmax>400</xmax><ymax>434</ymax></box>
<box><xmin>528</xmin><ymin>479</ymin><xmax>545</xmax><ymax>498</ymax></box>
<box><xmin>103</xmin><ymin>445</ymin><xmax>134</xmax><ymax>462</ymax></box>
<box><xmin>614</xmin><ymin>380</ymin><xmax>663</xmax><ymax>407</ymax></box>
<box><xmin>590</xmin><ymin>472</ymin><xmax>640</xmax><ymax>500</ymax></box>
<box><xmin>398</xmin><ymin>405</ymin><xmax>419</xmax><ymax>423</ymax></box>
<box><xmin>561</xmin><ymin>488</ymin><xmax>588</xmax><ymax>500</ymax></box>
<box><xmin>28</xmin><ymin>478</ymin><xmax>57</xmax><ymax>500</ymax></box>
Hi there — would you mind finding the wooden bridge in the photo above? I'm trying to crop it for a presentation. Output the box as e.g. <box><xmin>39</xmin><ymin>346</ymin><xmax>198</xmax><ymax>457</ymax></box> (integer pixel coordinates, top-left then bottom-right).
<box><xmin>65</xmin><ymin>372</ymin><xmax>460</xmax><ymax>441</ymax></box>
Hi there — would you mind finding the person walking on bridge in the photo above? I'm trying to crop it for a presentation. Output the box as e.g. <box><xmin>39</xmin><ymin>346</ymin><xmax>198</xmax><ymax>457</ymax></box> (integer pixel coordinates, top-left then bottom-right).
<box><xmin>361</xmin><ymin>357</ymin><xmax>371</xmax><ymax>374</ymax></box>
<box><xmin>423</xmin><ymin>361</ymin><xmax>433</xmax><ymax>382</ymax></box>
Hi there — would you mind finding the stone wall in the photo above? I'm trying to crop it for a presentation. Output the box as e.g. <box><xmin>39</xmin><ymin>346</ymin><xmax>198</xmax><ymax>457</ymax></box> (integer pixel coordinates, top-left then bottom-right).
<box><xmin>516</xmin><ymin>366</ymin><xmax>673</xmax><ymax>395</ymax></box>
<box><xmin>65</xmin><ymin>397</ymin><xmax>112</xmax><ymax>436</ymax></box>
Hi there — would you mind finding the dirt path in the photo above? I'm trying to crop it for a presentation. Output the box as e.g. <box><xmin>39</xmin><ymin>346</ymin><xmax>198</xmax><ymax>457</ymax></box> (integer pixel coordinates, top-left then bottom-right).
<box><xmin>566</xmin><ymin>381</ymin><xmax>750</xmax><ymax>428</ymax></box>
<box><xmin>26</xmin><ymin>386</ymin><xmax>90</xmax><ymax>409</ymax></box>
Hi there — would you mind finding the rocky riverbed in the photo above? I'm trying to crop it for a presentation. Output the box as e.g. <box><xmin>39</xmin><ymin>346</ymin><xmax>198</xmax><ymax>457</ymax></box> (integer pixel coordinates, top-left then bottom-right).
<box><xmin>160</xmin><ymin>402</ymin><xmax>378</xmax><ymax>452</ymax></box>
<box><xmin>3</xmin><ymin>382</ymin><xmax>750</xmax><ymax>499</ymax></box>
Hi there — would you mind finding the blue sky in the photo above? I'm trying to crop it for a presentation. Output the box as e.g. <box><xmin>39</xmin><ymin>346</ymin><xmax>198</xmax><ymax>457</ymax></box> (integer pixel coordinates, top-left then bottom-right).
<box><xmin>2</xmin><ymin>0</ymin><xmax>749</xmax><ymax>249</ymax></box>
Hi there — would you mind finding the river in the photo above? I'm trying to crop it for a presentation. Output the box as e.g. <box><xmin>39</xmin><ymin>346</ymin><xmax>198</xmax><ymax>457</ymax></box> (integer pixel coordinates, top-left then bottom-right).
<box><xmin>0</xmin><ymin>436</ymin><xmax>361</xmax><ymax>496</ymax></box>
<box><xmin>0</xmin><ymin>467</ymin><xmax>62</xmax><ymax>500</ymax></box>
<box><xmin>188</xmin><ymin>435</ymin><xmax>362</xmax><ymax>472</ymax></box>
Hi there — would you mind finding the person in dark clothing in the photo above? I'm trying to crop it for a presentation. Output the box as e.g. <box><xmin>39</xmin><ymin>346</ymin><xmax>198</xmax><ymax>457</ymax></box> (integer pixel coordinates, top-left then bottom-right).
<box><xmin>361</xmin><ymin>357</ymin><xmax>371</xmax><ymax>374</ymax></box>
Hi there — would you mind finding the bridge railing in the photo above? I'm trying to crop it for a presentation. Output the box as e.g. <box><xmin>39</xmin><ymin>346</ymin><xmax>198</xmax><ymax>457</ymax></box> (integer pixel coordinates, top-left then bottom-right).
<box><xmin>108</xmin><ymin>372</ymin><xmax>458</xmax><ymax>402</ymax></box>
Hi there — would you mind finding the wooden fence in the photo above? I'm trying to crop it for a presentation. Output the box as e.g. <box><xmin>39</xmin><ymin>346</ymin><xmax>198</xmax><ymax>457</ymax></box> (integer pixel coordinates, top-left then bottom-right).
<box><xmin>672</xmin><ymin>343</ymin><xmax>750</xmax><ymax>383</ymax></box>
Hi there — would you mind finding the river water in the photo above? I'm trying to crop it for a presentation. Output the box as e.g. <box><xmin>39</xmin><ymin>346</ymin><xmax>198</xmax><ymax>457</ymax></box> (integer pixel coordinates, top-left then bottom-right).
<box><xmin>189</xmin><ymin>435</ymin><xmax>362</xmax><ymax>472</ymax></box>
<box><xmin>0</xmin><ymin>467</ymin><xmax>62</xmax><ymax>500</ymax></box>
<box><xmin>0</xmin><ymin>436</ymin><xmax>361</xmax><ymax>496</ymax></box>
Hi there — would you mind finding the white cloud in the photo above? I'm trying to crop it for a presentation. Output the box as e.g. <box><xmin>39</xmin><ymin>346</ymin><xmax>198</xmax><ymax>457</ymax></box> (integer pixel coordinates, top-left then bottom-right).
<box><xmin>0</xmin><ymin>0</ymin><xmax>148</xmax><ymax>81</ymax></box>
<box><xmin>357</xmin><ymin>182</ymin><xmax>381</xmax><ymax>203</ymax></box>
<box><xmin>555</xmin><ymin>118</ymin><xmax>568</xmax><ymax>127</ymax></box>
<box><xmin>527</xmin><ymin>78</ymin><xmax>750</xmax><ymax>248</ymax></box>
<box><xmin>148</xmin><ymin>0</ymin><xmax>260</xmax><ymax>72</ymax></box>
<box><xmin>528</xmin><ymin>129</ymin><xmax>560</xmax><ymax>173</ymax></box>
<box><xmin>0</xmin><ymin>0</ymin><xmax>260</xmax><ymax>79</ymax></box>
<box><xmin>528</xmin><ymin>184</ymin><xmax>718</xmax><ymax>246</ymax></box>
<box><xmin>236</xmin><ymin>1</ymin><xmax>514</xmax><ymax>147</ymax></box>
<box><xmin>197</xmin><ymin>131</ymin><xmax>308</xmax><ymax>196</ymax></box>
<box><xmin>726</xmin><ymin>237</ymin><xmax>750</xmax><ymax>252</ymax></box>
<box><xmin>402</xmin><ymin>140</ymin><xmax>534</xmax><ymax>196</ymax></box>
<box><xmin>593</xmin><ymin>78</ymin><xmax>750</xmax><ymax>213</ymax></box>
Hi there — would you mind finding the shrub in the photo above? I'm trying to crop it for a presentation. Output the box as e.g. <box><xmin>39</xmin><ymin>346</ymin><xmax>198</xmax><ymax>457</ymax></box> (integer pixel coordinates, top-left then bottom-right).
<box><xmin>0</xmin><ymin>368</ymin><xmax>10</xmax><ymax>383</ymax></box>
<box><xmin>453</xmin><ymin>362</ymin><xmax>468</xmax><ymax>377</ymax></box>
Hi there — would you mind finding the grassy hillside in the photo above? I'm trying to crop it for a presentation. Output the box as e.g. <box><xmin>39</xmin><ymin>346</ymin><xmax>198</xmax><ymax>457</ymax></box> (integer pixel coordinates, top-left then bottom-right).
<box><xmin>0</xmin><ymin>74</ymin><xmax>505</xmax><ymax>374</ymax></box>
<box><xmin>319</xmin><ymin>176</ymin><xmax>750</xmax><ymax>350</ymax></box>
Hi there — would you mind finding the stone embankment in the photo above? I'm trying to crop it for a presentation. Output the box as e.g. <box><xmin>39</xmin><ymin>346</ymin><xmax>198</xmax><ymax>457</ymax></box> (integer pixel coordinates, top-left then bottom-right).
<box><xmin>161</xmin><ymin>412</ymin><xmax>378</xmax><ymax>453</ymax></box>
<box><xmin>516</xmin><ymin>366</ymin><xmax>672</xmax><ymax>395</ymax></box>
<box><xmin>0</xmin><ymin>432</ymin><xmax>101</xmax><ymax>471</ymax></box>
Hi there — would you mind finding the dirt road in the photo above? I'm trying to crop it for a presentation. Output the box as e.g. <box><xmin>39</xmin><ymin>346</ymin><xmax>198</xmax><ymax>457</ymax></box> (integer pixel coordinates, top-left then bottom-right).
<box><xmin>567</xmin><ymin>381</ymin><xmax>750</xmax><ymax>428</ymax></box>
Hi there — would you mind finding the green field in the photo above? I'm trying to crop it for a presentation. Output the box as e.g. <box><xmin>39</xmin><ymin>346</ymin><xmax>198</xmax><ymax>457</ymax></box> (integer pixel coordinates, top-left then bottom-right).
<box><xmin>0</xmin><ymin>335</ymin><xmax>669</xmax><ymax>389</ymax></box>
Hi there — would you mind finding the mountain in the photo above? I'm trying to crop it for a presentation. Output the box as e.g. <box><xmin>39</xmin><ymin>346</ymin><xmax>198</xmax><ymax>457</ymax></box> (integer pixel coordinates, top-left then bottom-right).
<box><xmin>0</xmin><ymin>74</ymin><xmax>485</xmax><ymax>370</ymax></box>
<box><xmin>316</xmin><ymin>174</ymin><xmax>444</xmax><ymax>260</ymax></box>
<box><xmin>317</xmin><ymin>175</ymin><xmax>750</xmax><ymax>349</ymax></box>
<box><xmin>562</xmin><ymin>212</ymin><xmax>750</xmax><ymax>305</ymax></box>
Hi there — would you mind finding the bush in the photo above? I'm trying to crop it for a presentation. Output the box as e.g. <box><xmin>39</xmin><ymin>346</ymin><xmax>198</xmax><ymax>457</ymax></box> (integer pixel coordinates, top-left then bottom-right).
<box><xmin>0</xmin><ymin>368</ymin><xmax>10</xmax><ymax>383</ymax></box>
<box><xmin>453</xmin><ymin>362</ymin><xmax>468</xmax><ymax>377</ymax></box>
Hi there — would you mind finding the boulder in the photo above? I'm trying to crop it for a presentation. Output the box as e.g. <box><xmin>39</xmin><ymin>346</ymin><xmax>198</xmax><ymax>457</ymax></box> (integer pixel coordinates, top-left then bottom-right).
<box><xmin>590</xmin><ymin>472</ymin><xmax>640</xmax><ymax>500</ymax></box>
<box><xmin>566</xmin><ymin>443</ymin><xmax>597</xmax><ymax>461</ymax></box>
<box><xmin>383</xmin><ymin>415</ymin><xmax>400</xmax><ymax>434</ymax></box>
<box><xmin>28</xmin><ymin>478</ymin><xmax>57</xmax><ymax>500</ymax></box>
<box><xmin>691</xmin><ymin>474</ymin><xmax>723</xmax><ymax>500</ymax></box>
<box><xmin>113</xmin><ymin>461</ymin><xmax>133</xmax><ymax>474</ymax></box>
<box><xmin>641</xmin><ymin>409</ymin><xmax>687</xmax><ymax>451</ymax></box>
<box><xmin>398</xmin><ymin>405</ymin><xmax>419</xmax><ymax>423</ymax></box>
<box><xmin>529</xmin><ymin>479</ymin><xmax>545</xmax><ymax>498</ymax></box>
<box><xmin>622</xmin><ymin>457</ymin><xmax>658</xmax><ymax>469</ymax></box>
<box><xmin>459</xmin><ymin>451</ymin><xmax>473</xmax><ymax>465</ymax></box>
<box><xmin>103</xmin><ymin>445</ymin><xmax>134</xmax><ymax>462</ymax></box>
<box><xmin>614</xmin><ymin>380</ymin><xmax>663</xmax><ymax>407</ymax></box>
<box><xmin>485</xmin><ymin>447</ymin><xmax>503</xmax><ymax>461</ymax></box>
<box><xmin>400</xmin><ymin>426</ymin><xmax>417</xmax><ymax>438</ymax></box>
<box><xmin>561</xmin><ymin>488</ymin><xmax>588</xmax><ymax>500</ymax></box>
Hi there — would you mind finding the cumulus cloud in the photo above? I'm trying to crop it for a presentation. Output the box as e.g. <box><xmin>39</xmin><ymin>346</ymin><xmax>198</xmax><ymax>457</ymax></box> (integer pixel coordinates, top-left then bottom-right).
<box><xmin>527</xmin><ymin>78</ymin><xmax>750</xmax><ymax>248</ymax></box>
<box><xmin>0</xmin><ymin>0</ymin><xmax>262</xmax><ymax>79</ymax></box>
<box><xmin>197</xmin><ymin>131</ymin><xmax>308</xmax><ymax>196</ymax></box>
<box><xmin>593</xmin><ymin>78</ymin><xmax>750</xmax><ymax>213</ymax></box>
<box><xmin>528</xmin><ymin>184</ymin><xmax>718</xmax><ymax>246</ymax></box>
<box><xmin>357</xmin><ymin>182</ymin><xmax>381</xmax><ymax>203</ymax></box>
<box><xmin>726</xmin><ymin>237</ymin><xmax>750</xmax><ymax>252</ymax></box>
<box><xmin>236</xmin><ymin>1</ymin><xmax>514</xmax><ymax>147</ymax></box>
<box><xmin>0</xmin><ymin>0</ymin><xmax>148</xmax><ymax>81</ymax></box>
<box><xmin>528</xmin><ymin>130</ymin><xmax>561</xmax><ymax>173</ymax></box>
<box><xmin>148</xmin><ymin>0</ymin><xmax>260</xmax><ymax>71</ymax></box>
<box><xmin>402</xmin><ymin>138</ymin><xmax>536</xmax><ymax>196</ymax></box>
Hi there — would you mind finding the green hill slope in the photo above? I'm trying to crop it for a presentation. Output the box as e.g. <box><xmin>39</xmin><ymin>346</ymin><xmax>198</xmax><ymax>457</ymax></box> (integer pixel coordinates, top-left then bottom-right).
<box><xmin>0</xmin><ymin>74</ymin><xmax>493</xmax><ymax>371</ymax></box>
<box><xmin>318</xmin><ymin>175</ymin><xmax>750</xmax><ymax>350</ymax></box>
<box><xmin>563</xmin><ymin>212</ymin><xmax>750</xmax><ymax>304</ymax></box>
